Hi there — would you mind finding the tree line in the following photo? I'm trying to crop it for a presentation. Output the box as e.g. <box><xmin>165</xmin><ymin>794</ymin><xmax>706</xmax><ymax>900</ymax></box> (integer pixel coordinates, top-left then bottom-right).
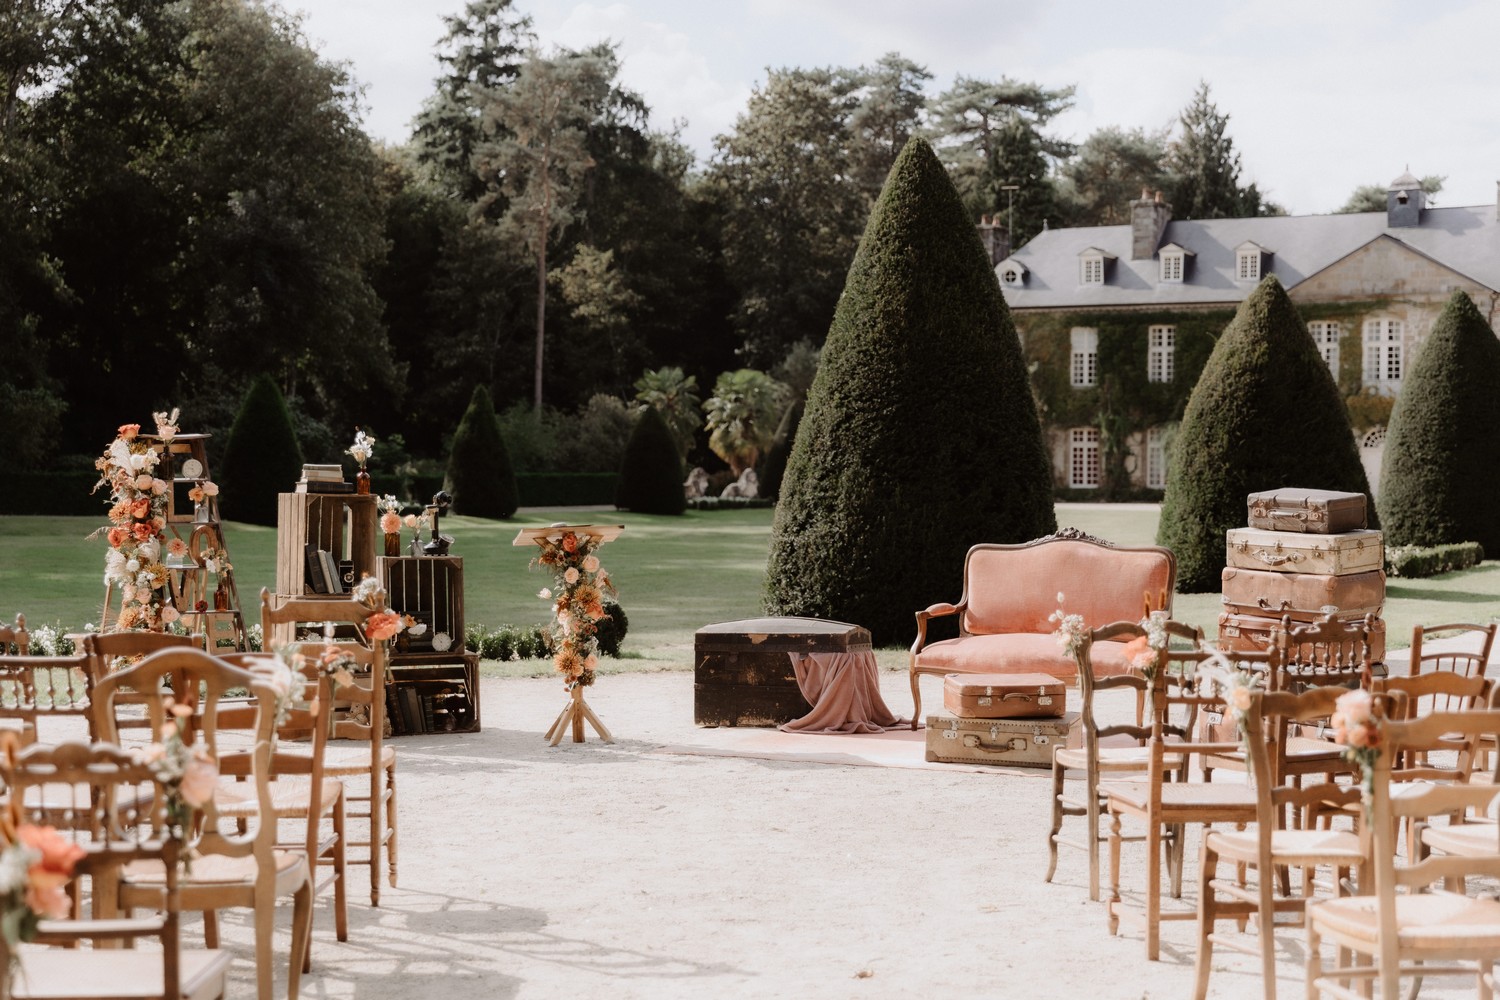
<box><xmin>2</xmin><ymin>0</ymin><xmax>1414</xmax><ymax>477</ymax></box>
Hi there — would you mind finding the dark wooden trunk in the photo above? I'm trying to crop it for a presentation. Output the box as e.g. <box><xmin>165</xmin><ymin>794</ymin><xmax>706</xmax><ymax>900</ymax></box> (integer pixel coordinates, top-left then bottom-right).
<box><xmin>694</xmin><ymin>617</ymin><xmax>870</xmax><ymax>727</ymax></box>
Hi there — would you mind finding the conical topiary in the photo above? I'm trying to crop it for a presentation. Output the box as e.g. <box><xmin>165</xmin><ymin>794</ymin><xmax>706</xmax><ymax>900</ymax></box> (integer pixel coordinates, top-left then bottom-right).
<box><xmin>755</xmin><ymin>398</ymin><xmax>803</xmax><ymax>503</ymax></box>
<box><xmin>1157</xmin><ymin>275</ymin><xmax>1373</xmax><ymax>591</ymax></box>
<box><xmin>217</xmin><ymin>373</ymin><xmax>304</xmax><ymax>526</ymax></box>
<box><xmin>615</xmin><ymin>405</ymin><xmax>686</xmax><ymax>515</ymax></box>
<box><xmin>446</xmin><ymin>385</ymin><xmax>519</xmax><ymax>518</ymax></box>
<box><xmin>1378</xmin><ymin>290</ymin><xmax>1500</xmax><ymax>553</ymax></box>
<box><xmin>764</xmin><ymin>137</ymin><xmax>1056</xmax><ymax>645</ymax></box>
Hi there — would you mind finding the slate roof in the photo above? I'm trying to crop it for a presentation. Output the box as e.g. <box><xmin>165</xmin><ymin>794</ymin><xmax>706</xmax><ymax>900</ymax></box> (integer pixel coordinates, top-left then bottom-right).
<box><xmin>998</xmin><ymin>205</ymin><xmax>1500</xmax><ymax>311</ymax></box>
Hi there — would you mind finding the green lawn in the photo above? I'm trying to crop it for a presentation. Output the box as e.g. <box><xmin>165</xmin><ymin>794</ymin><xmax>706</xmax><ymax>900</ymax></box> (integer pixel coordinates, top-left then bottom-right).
<box><xmin>4</xmin><ymin>506</ymin><xmax>1498</xmax><ymax>678</ymax></box>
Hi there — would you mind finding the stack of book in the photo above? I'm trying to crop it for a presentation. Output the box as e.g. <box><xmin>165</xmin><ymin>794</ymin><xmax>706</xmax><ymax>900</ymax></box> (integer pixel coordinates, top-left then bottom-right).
<box><xmin>295</xmin><ymin>464</ymin><xmax>352</xmax><ymax>494</ymax></box>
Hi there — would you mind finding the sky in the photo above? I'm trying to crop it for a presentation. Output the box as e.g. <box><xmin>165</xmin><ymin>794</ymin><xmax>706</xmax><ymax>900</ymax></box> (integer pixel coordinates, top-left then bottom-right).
<box><xmin>287</xmin><ymin>0</ymin><xmax>1500</xmax><ymax>217</ymax></box>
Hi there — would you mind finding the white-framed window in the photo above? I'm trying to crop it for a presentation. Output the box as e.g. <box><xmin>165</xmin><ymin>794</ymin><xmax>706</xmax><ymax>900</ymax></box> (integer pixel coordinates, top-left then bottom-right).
<box><xmin>1308</xmin><ymin>320</ymin><xmax>1341</xmax><ymax>375</ymax></box>
<box><xmin>1069</xmin><ymin>427</ymin><xmax>1100</xmax><ymax>488</ymax></box>
<box><xmin>1148</xmin><ymin>325</ymin><xmax>1175</xmax><ymax>383</ymax></box>
<box><xmin>1160</xmin><ymin>252</ymin><xmax>1183</xmax><ymax>283</ymax></box>
<box><xmin>1081</xmin><ymin>256</ymin><xmax>1104</xmax><ymax>284</ymax></box>
<box><xmin>1363</xmin><ymin>318</ymin><xmax>1403</xmax><ymax>388</ymax></box>
<box><xmin>1145</xmin><ymin>426</ymin><xmax>1168</xmax><ymax>489</ymax></box>
<box><xmin>1236</xmin><ymin>249</ymin><xmax>1261</xmax><ymax>282</ymax></box>
<box><xmin>1070</xmin><ymin>327</ymin><xmax>1098</xmax><ymax>388</ymax></box>
<box><xmin>1000</xmin><ymin>263</ymin><xmax>1025</xmax><ymax>286</ymax></box>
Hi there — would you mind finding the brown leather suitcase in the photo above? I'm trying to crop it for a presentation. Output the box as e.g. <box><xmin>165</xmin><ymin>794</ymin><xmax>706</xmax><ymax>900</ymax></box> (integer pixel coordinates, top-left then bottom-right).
<box><xmin>1246</xmin><ymin>488</ymin><xmax>1367</xmax><ymax>534</ymax></box>
<box><xmin>1225</xmin><ymin>528</ymin><xmax>1383</xmax><ymax>576</ymax></box>
<box><xmin>1220</xmin><ymin>567</ymin><xmax>1384</xmax><ymax>623</ymax></box>
<box><xmin>924</xmin><ymin>712</ymin><xmax>1081</xmax><ymax>768</ymax></box>
<box><xmin>941</xmin><ymin>673</ymin><xmax>1065</xmax><ymax>719</ymax></box>
<box><xmin>1217</xmin><ymin>611</ymin><xmax>1387</xmax><ymax>664</ymax></box>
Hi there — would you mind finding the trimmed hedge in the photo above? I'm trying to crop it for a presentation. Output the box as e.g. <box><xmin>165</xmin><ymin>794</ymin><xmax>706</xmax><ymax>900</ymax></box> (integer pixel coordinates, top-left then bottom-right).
<box><xmin>446</xmin><ymin>386</ymin><xmax>519</xmax><ymax>519</ymax></box>
<box><xmin>765</xmin><ymin>137</ymin><xmax>1056</xmax><ymax>645</ymax></box>
<box><xmin>1157</xmin><ymin>277</ymin><xmax>1372</xmax><ymax>592</ymax></box>
<box><xmin>464</xmin><ymin>600</ymin><xmax>628</xmax><ymax>660</ymax></box>
<box><xmin>1378</xmin><ymin>290</ymin><xmax>1500</xmax><ymax>553</ymax></box>
<box><xmin>6</xmin><ymin>472</ymin><xmax>105</xmax><ymax>515</ymax></box>
<box><xmin>614</xmin><ymin>406</ymin><xmax>687</xmax><ymax>515</ymax></box>
<box><xmin>409</xmin><ymin>472</ymin><xmax>618</xmax><ymax>508</ymax></box>
<box><xmin>1385</xmin><ymin>542</ymin><xmax>1485</xmax><ymax>579</ymax></box>
<box><xmin>218</xmin><ymin>374</ymin><xmax>304</xmax><ymax>527</ymax></box>
<box><xmin>688</xmin><ymin>496</ymin><xmax>774</xmax><ymax>511</ymax></box>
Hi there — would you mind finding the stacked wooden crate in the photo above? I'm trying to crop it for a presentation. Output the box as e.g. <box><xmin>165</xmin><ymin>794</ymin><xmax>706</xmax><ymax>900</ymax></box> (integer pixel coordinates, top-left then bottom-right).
<box><xmin>1218</xmin><ymin>488</ymin><xmax>1387</xmax><ymax>663</ymax></box>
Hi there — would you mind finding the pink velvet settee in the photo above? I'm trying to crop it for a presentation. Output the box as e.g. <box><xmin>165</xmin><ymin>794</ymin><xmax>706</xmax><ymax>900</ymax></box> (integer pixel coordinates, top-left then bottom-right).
<box><xmin>908</xmin><ymin>530</ymin><xmax>1176</xmax><ymax>727</ymax></box>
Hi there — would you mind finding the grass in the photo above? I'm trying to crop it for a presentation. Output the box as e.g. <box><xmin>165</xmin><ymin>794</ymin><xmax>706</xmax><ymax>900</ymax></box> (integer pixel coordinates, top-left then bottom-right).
<box><xmin>5</xmin><ymin>506</ymin><xmax>1498</xmax><ymax>678</ymax></box>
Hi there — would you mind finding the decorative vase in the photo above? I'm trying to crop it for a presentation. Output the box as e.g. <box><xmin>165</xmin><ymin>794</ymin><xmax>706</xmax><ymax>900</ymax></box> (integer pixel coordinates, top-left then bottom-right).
<box><xmin>213</xmin><ymin>583</ymin><xmax>229</xmax><ymax>612</ymax></box>
<box><xmin>384</xmin><ymin>532</ymin><xmax>401</xmax><ymax>557</ymax></box>
<box><xmin>356</xmin><ymin>468</ymin><xmax>371</xmax><ymax>495</ymax></box>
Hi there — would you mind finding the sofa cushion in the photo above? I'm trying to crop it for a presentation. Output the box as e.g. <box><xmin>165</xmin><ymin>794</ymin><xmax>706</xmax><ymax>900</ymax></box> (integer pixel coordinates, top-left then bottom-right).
<box><xmin>914</xmin><ymin>632</ymin><xmax>1139</xmax><ymax>681</ymax></box>
<box><xmin>961</xmin><ymin>541</ymin><xmax>1173</xmax><ymax>636</ymax></box>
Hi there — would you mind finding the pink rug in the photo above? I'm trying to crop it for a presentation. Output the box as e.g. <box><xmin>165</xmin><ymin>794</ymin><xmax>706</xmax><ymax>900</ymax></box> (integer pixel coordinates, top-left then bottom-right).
<box><xmin>653</xmin><ymin>726</ymin><xmax>1047</xmax><ymax>776</ymax></box>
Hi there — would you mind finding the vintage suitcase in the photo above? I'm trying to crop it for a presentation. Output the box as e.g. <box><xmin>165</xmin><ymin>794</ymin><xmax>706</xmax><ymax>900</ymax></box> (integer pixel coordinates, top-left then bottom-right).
<box><xmin>924</xmin><ymin>712</ymin><xmax>1081</xmax><ymax>768</ymax></box>
<box><xmin>942</xmin><ymin>673</ymin><xmax>1065</xmax><ymax>719</ymax></box>
<box><xmin>1246</xmin><ymin>488</ymin><xmax>1368</xmax><ymax>534</ymax></box>
<box><xmin>694</xmin><ymin>617</ymin><xmax>869</xmax><ymax>727</ymax></box>
<box><xmin>1220</xmin><ymin>567</ymin><xmax>1384</xmax><ymax>623</ymax></box>
<box><xmin>1225</xmin><ymin>528</ymin><xmax>1383</xmax><ymax>577</ymax></box>
<box><xmin>1217</xmin><ymin>611</ymin><xmax>1387</xmax><ymax>664</ymax></box>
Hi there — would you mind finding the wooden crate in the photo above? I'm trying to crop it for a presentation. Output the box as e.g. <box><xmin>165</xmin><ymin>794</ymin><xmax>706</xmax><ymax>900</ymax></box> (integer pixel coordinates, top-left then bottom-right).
<box><xmin>276</xmin><ymin>493</ymin><xmax>377</xmax><ymax>597</ymax></box>
<box><xmin>380</xmin><ymin>555</ymin><xmax>480</xmax><ymax>734</ymax></box>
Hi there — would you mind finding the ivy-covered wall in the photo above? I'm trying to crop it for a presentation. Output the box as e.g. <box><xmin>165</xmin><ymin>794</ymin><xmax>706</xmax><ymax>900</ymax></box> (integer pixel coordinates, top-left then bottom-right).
<box><xmin>1293</xmin><ymin>299</ymin><xmax>1402</xmax><ymax>432</ymax></box>
<box><xmin>1017</xmin><ymin>308</ymin><xmax>1232</xmax><ymax>499</ymax></box>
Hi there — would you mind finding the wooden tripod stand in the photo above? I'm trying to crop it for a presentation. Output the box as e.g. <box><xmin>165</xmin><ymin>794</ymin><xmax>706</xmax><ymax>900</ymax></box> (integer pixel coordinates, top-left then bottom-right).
<box><xmin>544</xmin><ymin>684</ymin><xmax>614</xmax><ymax>745</ymax></box>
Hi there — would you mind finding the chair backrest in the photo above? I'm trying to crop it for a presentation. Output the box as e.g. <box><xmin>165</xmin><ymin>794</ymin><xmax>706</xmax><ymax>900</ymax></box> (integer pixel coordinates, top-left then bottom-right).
<box><xmin>0</xmin><ymin>614</ymin><xmax>27</xmax><ymax>655</ymax></box>
<box><xmin>1409</xmin><ymin>622</ymin><xmax>1497</xmax><ymax>680</ymax></box>
<box><xmin>958</xmin><ymin>537</ymin><xmax>1176</xmax><ymax>637</ymax></box>
<box><xmin>0</xmin><ymin>653</ymin><xmax>92</xmax><ymax>746</ymax></box>
<box><xmin>80</xmin><ymin>631</ymin><xmax>203</xmax><ymax>738</ymax></box>
<box><xmin>91</xmin><ymin>647</ymin><xmax>278</xmax><ymax>866</ymax></box>
<box><xmin>1242</xmin><ymin>687</ymin><xmax>1365</xmax><ymax>836</ymax></box>
<box><xmin>1371</xmin><ymin>671</ymin><xmax>1493</xmax><ymax>780</ymax></box>
<box><xmin>260</xmin><ymin>588</ymin><xmax>387</xmax><ymax>744</ymax></box>
<box><xmin>0</xmin><ymin>738</ymin><xmax>186</xmax><ymax>997</ymax></box>
<box><xmin>1275</xmin><ymin>614</ymin><xmax>1374</xmax><ymax>692</ymax></box>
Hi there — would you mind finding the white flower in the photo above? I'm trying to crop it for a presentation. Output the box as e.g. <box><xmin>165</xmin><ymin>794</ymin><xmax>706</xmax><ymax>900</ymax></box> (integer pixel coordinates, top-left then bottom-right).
<box><xmin>346</xmin><ymin>429</ymin><xmax>375</xmax><ymax>465</ymax></box>
<box><xmin>0</xmin><ymin>843</ymin><xmax>35</xmax><ymax>895</ymax></box>
<box><xmin>582</xmin><ymin>555</ymin><xmax>600</xmax><ymax>573</ymax></box>
<box><xmin>125</xmin><ymin>558</ymin><xmax>141</xmax><ymax>574</ymax></box>
<box><xmin>538</xmin><ymin>588</ymin><xmax>552</xmax><ymax>600</ymax></box>
<box><xmin>408</xmin><ymin>623</ymin><xmax>428</xmax><ymax>637</ymax></box>
<box><xmin>137</xmin><ymin>540</ymin><xmax>160</xmax><ymax>563</ymax></box>
<box><xmin>135</xmin><ymin>571</ymin><xmax>153</xmax><ymax>589</ymax></box>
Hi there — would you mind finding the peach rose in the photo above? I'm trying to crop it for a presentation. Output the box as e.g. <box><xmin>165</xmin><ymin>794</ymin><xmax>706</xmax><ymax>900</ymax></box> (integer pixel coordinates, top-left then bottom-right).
<box><xmin>561</xmin><ymin>533</ymin><xmax>578</xmax><ymax>553</ymax></box>
<box><xmin>1230</xmin><ymin>686</ymin><xmax>1253</xmax><ymax>712</ymax></box>
<box><xmin>131</xmin><ymin>522</ymin><xmax>155</xmax><ymax>542</ymax></box>
<box><xmin>403</xmin><ymin>513</ymin><xmax>420</xmax><ymax>529</ymax></box>
<box><xmin>380</xmin><ymin>512</ymin><xmax>401</xmax><ymax>533</ymax></box>
<box><xmin>582</xmin><ymin>555</ymin><xmax>600</xmax><ymax>573</ymax></box>
<box><xmin>151</xmin><ymin>478</ymin><xmax>167</xmax><ymax>495</ymax></box>
<box><xmin>563</xmin><ymin>567</ymin><xmax>580</xmax><ymax>585</ymax></box>
<box><xmin>178</xmin><ymin>754</ymin><xmax>219</xmax><ymax>808</ymax></box>
<box><xmin>201</xmin><ymin>481</ymin><xmax>218</xmax><ymax>497</ymax></box>
<box><xmin>117</xmin><ymin>424</ymin><xmax>140</xmax><ymax>440</ymax></box>
<box><xmin>160</xmin><ymin>605</ymin><xmax>180</xmax><ymax>624</ymax></box>
<box><xmin>366</xmin><ymin>611</ymin><xmax>402</xmax><ymax>642</ymax></box>
<box><xmin>107</xmin><ymin>526</ymin><xmax>128</xmax><ymax>548</ymax></box>
<box><xmin>130</xmin><ymin>498</ymin><xmax>150</xmax><ymax>519</ymax></box>
<box><xmin>188</xmin><ymin>486</ymin><xmax>205</xmax><ymax>504</ymax></box>
<box><xmin>134</xmin><ymin>474</ymin><xmax>153</xmax><ymax>491</ymax></box>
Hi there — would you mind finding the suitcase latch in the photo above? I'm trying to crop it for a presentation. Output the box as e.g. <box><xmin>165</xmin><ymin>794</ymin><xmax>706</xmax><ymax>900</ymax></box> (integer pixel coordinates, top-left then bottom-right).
<box><xmin>943</xmin><ymin>729</ymin><xmax>959</xmax><ymax>741</ymax></box>
<box><xmin>977</xmin><ymin>697</ymin><xmax>993</xmax><ymax>706</ymax></box>
<box><xmin>1033</xmin><ymin>726</ymin><xmax>1050</xmax><ymax>745</ymax></box>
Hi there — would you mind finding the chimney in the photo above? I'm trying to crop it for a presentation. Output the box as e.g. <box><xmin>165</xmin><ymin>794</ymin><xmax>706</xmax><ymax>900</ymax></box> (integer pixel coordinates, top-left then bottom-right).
<box><xmin>1386</xmin><ymin>169</ymin><xmax>1425</xmax><ymax>228</ymax></box>
<box><xmin>1130</xmin><ymin>190</ymin><xmax>1172</xmax><ymax>260</ymax></box>
<box><xmin>976</xmin><ymin>215</ymin><xmax>1011</xmax><ymax>266</ymax></box>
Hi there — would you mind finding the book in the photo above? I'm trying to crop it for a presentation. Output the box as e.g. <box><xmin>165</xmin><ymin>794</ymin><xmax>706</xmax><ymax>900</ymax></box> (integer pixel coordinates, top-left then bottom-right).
<box><xmin>318</xmin><ymin>549</ymin><xmax>344</xmax><ymax>595</ymax></box>
<box><xmin>300</xmin><ymin>463</ymin><xmax>345</xmax><ymax>482</ymax></box>
<box><xmin>398</xmin><ymin>686</ymin><xmax>424</xmax><ymax>735</ymax></box>
<box><xmin>295</xmin><ymin>481</ymin><xmax>355</xmax><ymax>494</ymax></box>
<box><xmin>305</xmin><ymin>544</ymin><xmax>330</xmax><ymax>594</ymax></box>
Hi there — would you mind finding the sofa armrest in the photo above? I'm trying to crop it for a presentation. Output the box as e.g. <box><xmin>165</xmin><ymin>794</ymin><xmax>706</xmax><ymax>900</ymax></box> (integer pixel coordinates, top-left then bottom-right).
<box><xmin>911</xmin><ymin>602</ymin><xmax>965</xmax><ymax>657</ymax></box>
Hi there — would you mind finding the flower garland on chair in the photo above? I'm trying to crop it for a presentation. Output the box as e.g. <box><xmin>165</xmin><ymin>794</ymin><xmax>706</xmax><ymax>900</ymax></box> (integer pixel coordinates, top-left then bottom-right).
<box><xmin>533</xmin><ymin>530</ymin><xmax>616</xmax><ymax>689</ymax></box>
<box><xmin>1330</xmin><ymin>688</ymin><xmax>1381</xmax><ymax>797</ymax></box>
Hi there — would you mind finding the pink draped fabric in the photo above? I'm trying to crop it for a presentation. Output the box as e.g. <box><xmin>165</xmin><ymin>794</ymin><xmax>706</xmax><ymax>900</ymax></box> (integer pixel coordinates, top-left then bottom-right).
<box><xmin>779</xmin><ymin>650</ymin><xmax>908</xmax><ymax>734</ymax></box>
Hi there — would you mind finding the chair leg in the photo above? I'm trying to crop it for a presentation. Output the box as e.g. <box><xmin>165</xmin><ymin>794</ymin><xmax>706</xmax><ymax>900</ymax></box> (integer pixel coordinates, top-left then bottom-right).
<box><xmin>1086</xmin><ymin>780</ymin><xmax>1103</xmax><ymax>903</ymax></box>
<box><xmin>333</xmin><ymin>792</ymin><xmax>348</xmax><ymax>942</ymax></box>
<box><xmin>291</xmin><ymin>874</ymin><xmax>312</xmax><ymax>998</ymax></box>
<box><xmin>203</xmin><ymin>908</ymin><xmax>220</xmax><ymax>949</ymax></box>
<box><xmin>1146</xmin><ymin>818</ymin><xmax>1162</xmax><ymax>960</ymax></box>
<box><xmin>1192</xmin><ymin>838</ymin><xmax>1217</xmax><ymax>1000</ymax></box>
<box><xmin>386</xmin><ymin>759</ymin><xmax>398</xmax><ymax>889</ymax></box>
<box><xmin>1045</xmin><ymin>756</ymin><xmax>1064</xmax><ymax>885</ymax></box>
<box><xmin>369</xmin><ymin>771</ymin><xmax>384</xmax><ymax>907</ymax></box>
<box><xmin>1108</xmin><ymin>807</ymin><xmax>1123</xmax><ymax>936</ymax></box>
<box><xmin>909</xmin><ymin>670</ymin><xmax>922</xmax><ymax>731</ymax></box>
<box><xmin>1258</xmin><ymin>854</ymin><xmax>1278</xmax><ymax>1000</ymax></box>
<box><xmin>1306</xmin><ymin>918</ymin><xmax>1322</xmax><ymax>1000</ymax></box>
<box><xmin>253</xmin><ymin>892</ymin><xmax>274</xmax><ymax>1000</ymax></box>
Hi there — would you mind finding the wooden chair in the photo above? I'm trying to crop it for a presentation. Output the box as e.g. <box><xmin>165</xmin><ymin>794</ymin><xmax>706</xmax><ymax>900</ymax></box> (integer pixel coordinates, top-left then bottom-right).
<box><xmin>218</xmin><ymin>648</ymin><xmax>348</xmax><ymax>956</ymax></box>
<box><xmin>1374</xmin><ymin>671</ymin><xmax>1492</xmax><ymax>775</ymax></box>
<box><xmin>80</xmin><ymin>630</ymin><xmax>202</xmax><ymax>740</ymax></box>
<box><xmin>0</xmin><ymin>738</ymin><xmax>234</xmax><ymax>1000</ymax></box>
<box><xmin>260</xmin><ymin>588</ymin><xmax>396</xmax><ymax>906</ymax></box>
<box><xmin>1192</xmin><ymin>686</ymin><xmax>1368</xmax><ymax>1000</ymax></box>
<box><xmin>1100</xmin><ymin>646</ymin><xmax>1262</xmax><ymax>959</ymax></box>
<box><xmin>0</xmin><ymin>613</ymin><xmax>28</xmax><ymax>654</ymax></box>
<box><xmin>1305</xmin><ymin>708</ymin><xmax>1500</xmax><ymax>999</ymax></box>
<box><xmin>1408</xmin><ymin>621</ymin><xmax>1497</xmax><ymax>681</ymax></box>
<box><xmin>0</xmin><ymin>651</ymin><xmax>92</xmax><ymax>746</ymax></box>
<box><xmin>1046</xmin><ymin>618</ymin><xmax>1202</xmax><ymax>901</ymax></box>
<box><xmin>92</xmin><ymin>648</ymin><xmax>313</xmax><ymax>1000</ymax></box>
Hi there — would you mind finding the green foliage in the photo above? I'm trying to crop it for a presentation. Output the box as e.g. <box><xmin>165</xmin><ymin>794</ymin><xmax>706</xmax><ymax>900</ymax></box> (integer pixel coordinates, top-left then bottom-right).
<box><xmin>6</xmin><ymin>472</ymin><xmax>100</xmax><ymax>515</ymax></box>
<box><xmin>1344</xmin><ymin>387</ymin><xmax>1396</xmax><ymax>433</ymax></box>
<box><xmin>633</xmin><ymin>367</ymin><xmax>701</xmax><ymax>460</ymax></box>
<box><xmin>464</xmin><ymin>621</ymin><xmax>552</xmax><ymax>661</ymax></box>
<box><xmin>756</xmin><ymin>398</ymin><xmax>804</xmax><ymax>502</ymax></box>
<box><xmin>445</xmin><ymin>385</ymin><xmax>519</xmax><ymax>519</ymax></box>
<box><xmin>766</xmin><ymin>137</ymin><xmax>1056</xmax><ymax>645</ymax></box>
<box><xmin>594</xmin><ymin>599</ymin><xmax>629</xmax><ymax>657</ymax></box>
<box><xmin>218</xmin><ymin>374</ymin><xmax>304</xmax><ymax>527</ymax></box>
<box><xmin>1163</xmin><ymin>81</ymin><xmax>1280</xmax><ymax>219</ymax></box>
<box><xmin>1377</xmin><ymin>291</ymin><xmax>1500</xmax><ymax>552</ymax></box>
<box><xmin>515</xmin><ymin>473</ymin><xmax>618</xmax><ymax>506</ymax></box>
<box><xmin>703</xmin><ymin>369</ymin><xmax>788</xmax><ymax>475</ymax></box>
<box><xmin>1386</xmin><ymin>542</ymin><xmax>1485</xmax><ymax>579</ymax></box>
<box><xmin>1060</xmin><ymin>126</ymin><xmax>1171</xmax><ymax>226</ymax></box>
<box><xmin>1157</xmin><ymin>276</ymin><xmax>1372</xmax><ymax>591</ymax></box>
<box><xmin>614</xmin><ymin>406</ymin><xmax>686</xmax><ymax>515</ymax></box>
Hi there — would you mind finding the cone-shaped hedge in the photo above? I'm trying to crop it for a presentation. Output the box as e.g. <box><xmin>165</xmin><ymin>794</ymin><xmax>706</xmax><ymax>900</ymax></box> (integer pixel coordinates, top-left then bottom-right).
<box><xmin>1378</xmin><ymin>290</ymin><xmax>1500</xmax><ymax>552</ymax></box>
<box><xmin>615</xmin><ymin>406</ymin><xmax>686</xmax><ymax>515</ymax></box>
<box><xmin>764</xmin><ymin>137</ymin><xmax>1056</xmax><ymax>645</ymax></box>
<box><xmin>1158</xmin><ymin>276</ymin><xmax>1373</xmax><ymax>591</ymax></box>
<box><xmin>217</xmin><ymin>374</ymin><xmax>304</xmax><ymax>527</ymax></box>
<box><xmin>755</xmin><ymin>398</ymin><xmax>803</xmax><ymax>503</ymax></box>
<box><xmin>446</xmin><ymin>385</ymin><xmax>519</xmax><ymax>519</ymax></box>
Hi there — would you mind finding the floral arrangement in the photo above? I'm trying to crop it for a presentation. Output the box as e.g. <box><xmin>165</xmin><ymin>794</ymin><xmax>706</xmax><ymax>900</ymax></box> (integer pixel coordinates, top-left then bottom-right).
<box><xmin>92</xmin><ymin>422</ymin><xmax>176</xmax><ymax>631</ymax></box>
<box><xmin>1330</xmin><ymin>688</ymin><xmax>1381</xmax><ymax>794</ymax></box>
<box><xmin>346</xmin><ymin>429</ymin><xmax>375</xmax><ymax>470</ymax></box>
<box><xmin>137</xmin><ymin>703</ymin><xmax>219</xmax><ymax>853</ymax></box>
<box><xmin>1051</xmin><ymin>600</ymin><xmax>1171</xmax><ymax>677</ymax></box>
<box><xmin>350</xmin><ymin>576</ymin><xmax>424</xmax><ymax>644</ymax></box>
<box><xmin>0</xmin><ymin>823</ymin><xmax>85</xmax><ymax>954</ymax></box>
<box><xmin>532</xmin><ymin>529</ymin><xmax>616</xmax><ymax>688</ymax></box>
<box><xmin>375</xmin><ymin>495</ymin><xmax>430</xmax><ymax>544</ymax></box>
<box><xmin>1049</xmin><ymin>593</ymin><xmax>1088</xmax><ymax>659</ymax></box>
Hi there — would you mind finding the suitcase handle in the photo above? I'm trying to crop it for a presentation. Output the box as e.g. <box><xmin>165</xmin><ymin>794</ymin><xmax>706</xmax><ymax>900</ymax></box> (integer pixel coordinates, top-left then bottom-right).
<box><xmin>1256</xmin><ymin>598</ymin><xmax>1294</xmax><ymax>612</ymax></box>
<box><xmin>962</xmin><ymin>734</ymin><xmax>1028</xmax><ymax>754</ymax></box>
<box><xmin>1251</xmin><ymin>547</ymin><xmax>1302</xmax><ymax>567</ymax></box>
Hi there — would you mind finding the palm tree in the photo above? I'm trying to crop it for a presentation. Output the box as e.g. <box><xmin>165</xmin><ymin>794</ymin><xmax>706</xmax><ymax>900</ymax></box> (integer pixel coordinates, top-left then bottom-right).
<box><xmin>633</xmin><ymin>366</ymin><xmax>701</xmax><ymax>461</ymax></box>
<box><xmin>703</xmin><ymin>369</ymin><xmax>787</xmax><ymax>475</ymax></box>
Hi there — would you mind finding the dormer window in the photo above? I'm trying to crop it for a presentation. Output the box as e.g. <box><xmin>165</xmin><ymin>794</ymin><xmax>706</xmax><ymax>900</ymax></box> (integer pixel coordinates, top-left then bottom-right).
<box><xmin>1158</xmin><ymin>243</ymin><xmax>1193</xmax><ymax>284</ymax></box>
<box><xmin>1079</xmin><ymin>247</ymin><xmax>1114</xmax><ymax>286</ymax></box>
<box><xmin>1235</xmin><ymin>241</ymin><xmax>1268</xmax><ymax>282</ymax></box>
<box><xmin>998</xmin><ymin>258</ymin><xmax>1028</xmax><ymax>287</ymax></box>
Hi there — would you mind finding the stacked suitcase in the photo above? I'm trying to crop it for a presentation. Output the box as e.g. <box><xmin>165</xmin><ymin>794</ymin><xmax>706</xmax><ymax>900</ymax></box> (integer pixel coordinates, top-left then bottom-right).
<box><xmin>1217</xmin><ymin>488</ymin><xmax>1387</xmax><ymax>664</ymax></box>
<box><xmin>924</xmin><ymin>672</ymin><xmax>1080</xmax><ymax>768</ymax></box>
